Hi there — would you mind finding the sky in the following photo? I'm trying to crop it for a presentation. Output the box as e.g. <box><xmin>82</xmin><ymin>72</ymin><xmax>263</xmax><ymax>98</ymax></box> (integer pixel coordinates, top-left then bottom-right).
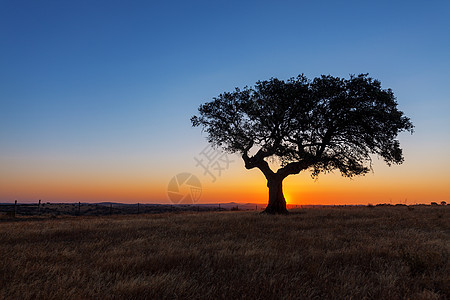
<box><xmin>1</xmin><ymin>0</ymin><xmax>449</xmax><ymax>205</ymax></box>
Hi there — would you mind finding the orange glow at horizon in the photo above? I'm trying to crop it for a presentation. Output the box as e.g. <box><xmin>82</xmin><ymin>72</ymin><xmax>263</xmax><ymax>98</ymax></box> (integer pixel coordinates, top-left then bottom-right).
<box><xmin>1</xmin><ymin>149</ymin><xmax>449</xmax><ymax>205</ymax></box>
<box><xmin>1</xmin><ymin>173</ymin><xmax>448</xmax><ymax>205</ymax></box>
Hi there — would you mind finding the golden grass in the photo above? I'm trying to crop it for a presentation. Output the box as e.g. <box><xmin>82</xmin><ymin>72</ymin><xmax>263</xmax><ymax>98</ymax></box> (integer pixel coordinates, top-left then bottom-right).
<box><xmin>1</xmin><ymin>206</ymin><xmax>449</xmax><ymax>299</ymax></box>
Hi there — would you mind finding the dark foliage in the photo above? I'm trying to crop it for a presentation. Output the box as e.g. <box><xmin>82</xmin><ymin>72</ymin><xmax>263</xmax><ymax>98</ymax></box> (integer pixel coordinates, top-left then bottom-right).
<box><xmin>192</xmin><ymin>74</ymin><xmax>413</xmax><ymax>213</ymax></box>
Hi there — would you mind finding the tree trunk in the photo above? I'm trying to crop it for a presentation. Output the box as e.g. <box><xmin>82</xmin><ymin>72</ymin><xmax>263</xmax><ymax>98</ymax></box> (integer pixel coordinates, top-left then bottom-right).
<box><xmin>263</xmin><ymin>177</ymin><xmax>288</xmax><ymax>214</ymax></box>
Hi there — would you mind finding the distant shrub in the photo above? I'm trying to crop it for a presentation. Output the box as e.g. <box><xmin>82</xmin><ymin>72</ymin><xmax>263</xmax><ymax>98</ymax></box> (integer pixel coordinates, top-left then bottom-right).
<box><xmin>430</xmin><ymin>202</ymin><xmax>438</xmax><ymax>206</ymax></box>
<box><xmin>441</xmin><ymin>201</ymin><xmax>447</xmax><ymax>206</ymax></box>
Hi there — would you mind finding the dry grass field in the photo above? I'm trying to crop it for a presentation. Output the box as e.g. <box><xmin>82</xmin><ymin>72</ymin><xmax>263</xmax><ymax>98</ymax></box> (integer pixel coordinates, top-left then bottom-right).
<box><xmin>1</xmin><ymin>206</ymin><xmax>449</xmax><ymax>299</ymax></box>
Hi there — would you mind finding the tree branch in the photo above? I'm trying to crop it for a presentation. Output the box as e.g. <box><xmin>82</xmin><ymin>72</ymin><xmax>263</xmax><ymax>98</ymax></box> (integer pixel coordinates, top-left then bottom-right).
<box><xmin>276</xmin><ymin>159</ymin><xmax>312</xmax><ymax>178</ymax></box>
<box><xmin>242</xmin><ymin>148</ymin><xmax>275</xmax><ymax>179</ymax></box>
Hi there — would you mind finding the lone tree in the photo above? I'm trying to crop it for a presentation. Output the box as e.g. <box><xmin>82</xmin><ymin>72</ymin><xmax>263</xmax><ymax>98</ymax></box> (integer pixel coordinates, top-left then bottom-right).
<box><xmin>191</xmin><ymin>74</ymin><xmax>413</xmax><ymax>214</ymax></box>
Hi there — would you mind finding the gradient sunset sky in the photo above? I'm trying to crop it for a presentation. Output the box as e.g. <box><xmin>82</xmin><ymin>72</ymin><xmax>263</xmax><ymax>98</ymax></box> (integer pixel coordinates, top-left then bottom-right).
<box><xmin>1</xmin><ymin>1</ymin><xmax>449</xmax><ymax>205</ymax></box>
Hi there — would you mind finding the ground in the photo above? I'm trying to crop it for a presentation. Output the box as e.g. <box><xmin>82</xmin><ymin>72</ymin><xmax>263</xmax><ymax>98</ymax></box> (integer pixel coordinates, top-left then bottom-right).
<box><xmin>1</xmin><ymin>206</ymin><xmax>449</xmax><ymax>299</ymax></box>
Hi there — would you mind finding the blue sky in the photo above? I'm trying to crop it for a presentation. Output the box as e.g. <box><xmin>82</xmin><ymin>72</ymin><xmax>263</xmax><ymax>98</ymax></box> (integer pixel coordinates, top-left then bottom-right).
<box><xmin>1</xmin><ymin>0</ymin><xmax>449</xmax><ymax>203</ymax></box>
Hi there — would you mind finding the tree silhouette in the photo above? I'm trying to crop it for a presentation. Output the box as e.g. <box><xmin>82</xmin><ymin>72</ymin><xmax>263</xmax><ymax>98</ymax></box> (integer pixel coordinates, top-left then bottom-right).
<box><xmin>191</xmin><ymin>74</ymin><xmax>413</xmax><ymax>214</ymax></box>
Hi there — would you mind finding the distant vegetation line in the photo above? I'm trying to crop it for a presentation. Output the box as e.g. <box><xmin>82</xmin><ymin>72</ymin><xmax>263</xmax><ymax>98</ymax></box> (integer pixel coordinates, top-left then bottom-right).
<box><xmin>0</xmin><ymin>201</ymin><xmax>446</xmax><ymax>219</ymax></box>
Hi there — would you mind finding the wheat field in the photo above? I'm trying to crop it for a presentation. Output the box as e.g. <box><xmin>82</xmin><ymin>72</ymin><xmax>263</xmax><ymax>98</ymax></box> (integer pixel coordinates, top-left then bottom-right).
<box><xmin>1</xmin><ymin>206</ymin><xmax>449</xmax><ymax>299</ymax></box>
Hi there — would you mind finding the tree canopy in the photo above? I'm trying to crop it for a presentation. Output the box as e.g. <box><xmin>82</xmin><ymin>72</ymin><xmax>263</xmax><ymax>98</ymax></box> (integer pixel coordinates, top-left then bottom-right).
<box><xmin>191</xmin><ymin>74</ymin><xmax>413</xmax><ymax>213</ymax></box>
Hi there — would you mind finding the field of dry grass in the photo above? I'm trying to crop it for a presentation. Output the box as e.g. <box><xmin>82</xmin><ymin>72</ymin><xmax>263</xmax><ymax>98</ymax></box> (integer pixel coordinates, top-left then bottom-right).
<box><xmin>1</xmin><ymin>206</ymin><xmax>449</xmax><ymax>299</ymax></box>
